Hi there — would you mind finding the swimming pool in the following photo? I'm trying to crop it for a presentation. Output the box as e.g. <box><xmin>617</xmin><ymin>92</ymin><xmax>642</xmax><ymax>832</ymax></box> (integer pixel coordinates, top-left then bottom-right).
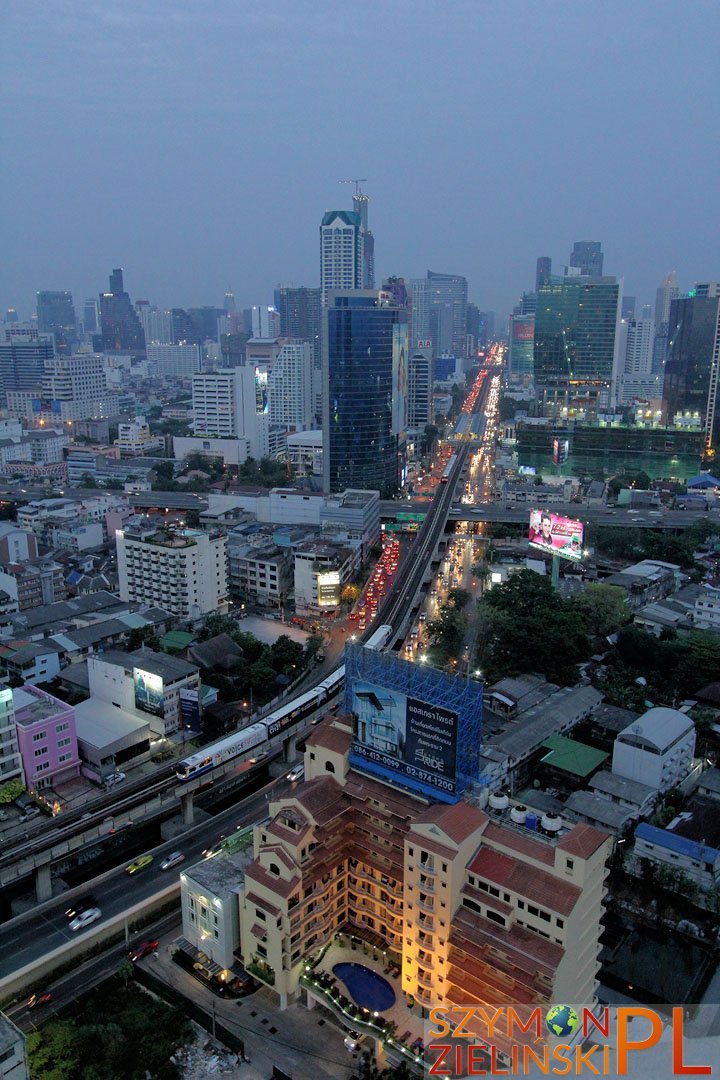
<box><xmin>332</xmin><ymin>962</ymin><xmax>396</xmax><ymax>1012</ymax></box>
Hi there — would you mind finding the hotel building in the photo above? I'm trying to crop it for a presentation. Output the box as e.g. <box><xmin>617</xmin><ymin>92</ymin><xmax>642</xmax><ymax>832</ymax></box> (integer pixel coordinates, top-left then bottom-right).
<box><xmin>180</xmin><ymin>713</ymin><xmax>611</xmax><ymax>1051</ymax></box>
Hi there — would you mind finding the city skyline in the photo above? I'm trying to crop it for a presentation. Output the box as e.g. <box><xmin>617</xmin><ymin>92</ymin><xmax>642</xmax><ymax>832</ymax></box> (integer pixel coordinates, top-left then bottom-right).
<box><xmin>3</xmin><ymin>1</ymin><xmax>719</xmax><ymax>323</ymax></box>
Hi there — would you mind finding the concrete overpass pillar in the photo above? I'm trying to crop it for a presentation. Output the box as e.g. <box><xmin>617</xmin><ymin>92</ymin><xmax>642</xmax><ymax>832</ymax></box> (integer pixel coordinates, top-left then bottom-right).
<box><xmin>35</xmin><ymin>863</ymin><xmax>53</xmax><ymax>904</ymax></box>
<box><xmin>180</xmin><ymin>791</ymin><xmax>195</xmax><ymax>826</ymax></box>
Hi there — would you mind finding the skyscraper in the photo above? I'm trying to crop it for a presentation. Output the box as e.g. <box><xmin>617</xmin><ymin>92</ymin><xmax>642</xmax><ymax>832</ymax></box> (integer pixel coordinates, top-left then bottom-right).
<box><xmin>36</xmin><ymin>291</ymin><xmax>77</xmax><ymax>352</ymax></box>
<box><xmin>663</xmin><ymin>285</ymin><xmax>720</xmax><ymax>457</ymax></box>
<box><xmin>427</xmin><ymin>270</ymin><xmax>468</xmax><ymax>357</ymax></box>
<box><xmin>407</xmin><ymin>348</ymin><xmax>433</xmax><ymax>434</ymax></box>
<box><xmin>508</xmin><ymin>314</ymin><xmax>535</xmax><ymax>382</ymax></box>
<box><xmin>653</xmin><ymin>271</ymin><xmax>680</xmax><ymax>374</ymax></box>
<box><xmin>83</xmin><ymin>299</ymin><xmax>100</xmax><ymax>335</ymax></box>
<box><xmin>352</xmin><ymin>190</ymin><xmax>374</xmax><ymax>288</ymax></box>
<box><xmin>267</xmin><ymin>342</ymin><xmax>314</xmax><ymax>432</ymax></box>
<box><xmin>534</xmin><ymin>276</ymin><xmax>623</xmax><ymax>416</ymax></box>
<box><xmin>569</xmin><ymin>242</ymin><xmax>604</xmax><ymax>278</ymax></box>
<box><xmin>319</xmin><ymin>211</ymin><xmax>363</xmax><ymax>305</ymax></box>
<box><xmin>0</xmin><ymin>333</ymin><xmax>54</xmax><ymax>404</ymax></box>
<box><xmin>99</xmin><ymin>269</ymin><xmax>145</xmax><ymax>352</ymax></box>
<box><xmin>274</xmin><ymin>286</ymin><xmax>321</xmax><ymax>361</ymax></box>
<box><xmin>409</xmin><ymin>279</ymin><xmax>432</xmax><ymax>347</ymax></box>
<box><xmin>323</xmin><ymin>290</ymin><xmax>408</xmax><ymax>496</ymax></box>
<box><xmin>535</xmin><ymin>256</ymin><xmax>552</xmax><ymax>291</ymax></box>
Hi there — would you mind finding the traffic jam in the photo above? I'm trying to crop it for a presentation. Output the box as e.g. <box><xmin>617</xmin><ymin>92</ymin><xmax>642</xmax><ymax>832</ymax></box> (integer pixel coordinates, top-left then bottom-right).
<box><xmin>348</xmin><ymin>537</ymin><xmax>400</xmax><ymax>633</ymax></box>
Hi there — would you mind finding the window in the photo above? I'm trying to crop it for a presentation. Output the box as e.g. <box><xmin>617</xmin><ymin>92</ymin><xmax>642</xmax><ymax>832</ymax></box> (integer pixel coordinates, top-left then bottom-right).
<box><xmin>55</xmin><ymin>721</ymin><xmax>69</xmax><ymax>733</ymax></box>
<box><xmin>32</xmin><ymin>732</ymin><xmax>47</xmax><ymax>743</ymax></box>
<box><xmin>565</xmin><ymin>859</ymin><xmax>574</xmax><ymax>870</ymax></box>
<box><xmin>58</xmin><ymin>752</ymin><xmax>73</xmax><ymax>763</ymax></box>
<box><xmin>527</xmin><ymin>905</ymin><xmax>539</xmax><ymax>917</ymax></box>
<box><xmin>556</xmin><ymin>918</ymin><xmax>564</xmax><ymax>928</ymax></box>
<box><xmin>34</xmin><ymin>747</ymin><xmax>48</xmax><ymax>758</ymax></box>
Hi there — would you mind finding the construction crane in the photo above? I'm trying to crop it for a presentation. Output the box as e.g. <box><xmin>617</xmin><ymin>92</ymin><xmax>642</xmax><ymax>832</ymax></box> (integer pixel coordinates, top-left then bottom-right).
<box><xmin>338</xmin><ymin>178</ymin><xmax>367</xmax><ymax>195</ymax></box>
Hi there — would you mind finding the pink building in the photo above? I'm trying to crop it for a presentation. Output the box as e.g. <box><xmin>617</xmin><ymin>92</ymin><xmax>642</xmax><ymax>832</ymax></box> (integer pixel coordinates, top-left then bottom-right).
<box><xmin>14</xmin><ymin>685</ymin><xmax>81</xmax><ymax>790</ymax></box>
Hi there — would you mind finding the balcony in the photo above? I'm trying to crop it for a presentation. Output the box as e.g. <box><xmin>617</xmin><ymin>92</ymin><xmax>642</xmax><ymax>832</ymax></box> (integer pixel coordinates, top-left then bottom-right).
<box><xmin>417</xmin><ymin>895</ymin><xmax>435</xmax><ymax>915</ymax></box>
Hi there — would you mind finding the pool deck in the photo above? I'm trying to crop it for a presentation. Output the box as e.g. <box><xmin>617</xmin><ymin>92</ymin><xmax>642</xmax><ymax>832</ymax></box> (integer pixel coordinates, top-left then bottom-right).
<box><xmin>315</xmin><ymin>942</ymin><xmax>425</xmax><ymax>1048</ymax></box>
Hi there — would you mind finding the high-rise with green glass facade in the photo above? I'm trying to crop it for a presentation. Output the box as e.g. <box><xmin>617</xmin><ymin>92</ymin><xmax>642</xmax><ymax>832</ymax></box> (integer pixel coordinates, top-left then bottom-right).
<box><xmin>533</xmin><ymin>277</ymin><xmax>623</xmax><ymax>417</ymax></box>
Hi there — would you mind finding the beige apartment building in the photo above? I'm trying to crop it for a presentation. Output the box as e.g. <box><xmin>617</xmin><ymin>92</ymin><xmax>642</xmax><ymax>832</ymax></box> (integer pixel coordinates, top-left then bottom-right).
<box><xmin>234</xmin><ymin>715</ymin><xmax>610</xmax><ymax>1033</ymax></box>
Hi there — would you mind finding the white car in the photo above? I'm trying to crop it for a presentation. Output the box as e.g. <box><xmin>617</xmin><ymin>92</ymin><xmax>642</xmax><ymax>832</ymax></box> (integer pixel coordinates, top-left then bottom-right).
<box><xmin>160</xmin><ymin>851</ymin><xmax>185</xmax><ymax>871</ymax></box>
<box><xmin>344</xmin><ymin>1032</ymin><xmax>368</xmax><ymax>1053</ymax></box>
<box><xmin>69</xmin><ymin>906</ymin><xmax>102</xmax><ymax>932</ymax></box>
<box><xmin>286</xmin><ymin>763</ymin><xmax>304</xmax><ymax>782</ymax></box>
<box><xmin>105</xmin><ymin>772</ymin><xmax>126</xmax><ymax>786</ymax></box>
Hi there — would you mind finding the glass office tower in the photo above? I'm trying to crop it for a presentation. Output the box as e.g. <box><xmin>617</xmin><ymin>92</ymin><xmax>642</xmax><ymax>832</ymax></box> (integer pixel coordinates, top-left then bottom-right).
<box><xmin>323</xmin><ymin>291</ymin><xmax>408</xmax><ymax>496</ymax></box>
<box><xmin>533</xmin><ymin>277</ymin><xmax>621</xmax><ymax>417</ymax></box>
<box><xmin>663</xmin><ymin>290</ymin><xmax>720</xmax><ymax>457</ymax></box>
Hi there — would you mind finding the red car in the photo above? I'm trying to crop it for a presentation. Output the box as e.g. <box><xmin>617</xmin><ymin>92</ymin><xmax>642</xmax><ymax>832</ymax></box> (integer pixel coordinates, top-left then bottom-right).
<box><xmin>128</xmin><ymin>939</ymin><xmax>160</xmax><ymax>962</ymax></box>
<box><xmin>26</xmin><ymin>992</ymin><xmax>52</xmax><ymax>1009</ymax></box>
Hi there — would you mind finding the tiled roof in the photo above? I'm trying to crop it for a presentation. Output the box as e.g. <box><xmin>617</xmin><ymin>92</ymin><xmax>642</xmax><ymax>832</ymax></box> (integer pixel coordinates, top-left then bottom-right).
<box><xmin>408</xmin><ymin>833</ymin><xmax>457</xmax><ymax>860</ymax></box>
<box><xmin>289</xmin><ymin>776</ymin><xmax>348</xmax><ymax>826</ymax></box>
<box><xmin>244</xmin><ymin>863</ymin><xmax>297</xmax><ymax>899</ymax></box>
<box><xmin>306</xmin><ymin>719</ymin><xmax>352</xmax><ymax>755</ymax></box>
<box><xmin>482</xmin><ymin>821</ymin><xmax>556</xmax><ymax>866</ymax></box>
<box><xmin>557</xmin><ymin>823</ymin><xmax>609</xmax><ymax>859</ymax></box>
<box><xmin>244</xmin><ymin>892</ymin><xmax>281</xmax><ymax>918</ymax></box>
<box><xmin>414</xmin><ymin>800</ymin><xmax>488</xmax><ymax>844</ymax></box>
<box><xmin>467</xmin><ymin>847</ymin><xmax>581</xmax><ymax>916</ymax></box>
<box><xmin>250</xmin><ymin>923</ymin><xmax>267</xmax><ymax>940</ymax></box>
<box><xmin>450</xmin><ymin>904</ymin><xmax>564</xmax><ymax>978</ymax></box>
<box><xmin>261</xmin><ymin>845</ymin><xmax>295</xmax><ymax>872</ymax></box>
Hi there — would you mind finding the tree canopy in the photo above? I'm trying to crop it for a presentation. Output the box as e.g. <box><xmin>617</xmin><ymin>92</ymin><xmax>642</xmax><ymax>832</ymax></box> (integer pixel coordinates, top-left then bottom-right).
<box><xmin>477</xmin><ymin>570</ymin><xmax>590</xmax><ymax>685</ymax></box>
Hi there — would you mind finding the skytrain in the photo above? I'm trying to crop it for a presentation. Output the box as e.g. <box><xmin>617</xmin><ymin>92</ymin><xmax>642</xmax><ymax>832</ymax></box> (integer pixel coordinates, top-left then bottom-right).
<box><xmin>176</xmin><ymin>624</ymin><xmax>392</xmax><ymax>781</ymax></box>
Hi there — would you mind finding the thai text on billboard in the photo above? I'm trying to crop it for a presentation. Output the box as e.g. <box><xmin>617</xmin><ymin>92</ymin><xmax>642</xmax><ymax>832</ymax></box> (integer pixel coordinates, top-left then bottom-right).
<box><xmin>350</xmin><ymin>680</ymin><xmax>458</xmax><ymax>797</ymax></box>
<box><xmin>528</xmin><ymin>508</ymin><xmax>585</xmax><ymax>562</ymax></box>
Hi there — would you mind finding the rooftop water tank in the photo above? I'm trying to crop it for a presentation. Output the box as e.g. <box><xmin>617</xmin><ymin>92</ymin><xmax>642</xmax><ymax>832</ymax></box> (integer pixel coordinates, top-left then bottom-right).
<box><xmin>541</xmin><ymin>814</ymin><xmax>563</xmax><ymax>833</ymax></box>
<box><xmin>489</xmin><ymin>792</ymin><xmax>509</xmax><ymax>811</ymax></box>
<box><xmin>510</xmin><ymin>805</ymin><xmax>527</xmax><ymax>824</ymax></box>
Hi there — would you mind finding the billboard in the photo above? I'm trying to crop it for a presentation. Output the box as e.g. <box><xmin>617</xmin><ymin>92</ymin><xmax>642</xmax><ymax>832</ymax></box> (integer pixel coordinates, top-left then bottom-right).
<box><xmin>552</xmin><ymin>437</ymin><xmax>569</xmax><ymax>465</ymax></box>
<box><xmin>512</xmin><ymin>319</ymin><xmax>535</xmax><ymax>341</ymax></box>
<box><xmin>528</xmin><ymin>508</ymin><xmax>585</xmax><ymax>562</ymax></box>
<box><xmin>134</xmin><ymin>668</ymin><xmax>165</xmax><ymax>716</ymax></box>
<box><xmin>317</xmin><ymin>570</ymin><xmax>340</xmax><ymax>607</ymax></box>
<box><xmin>391</xmin><ymin>323</ymin><xmax>409</xmax><ymax>436</ymax></box>
<box><xmin>350</xmin><ymin>681</ymin><xmax>458</xmax><ymax>798</ymax></box>
<box><xmin>179</xmin><ymin>687</ymin><xmax>200</xmax><ymax>728</ymax></box>
<box><xmin>254</xmin><ymin>368</ymin><xmax>268</xmax><ymax>414</ymax></box>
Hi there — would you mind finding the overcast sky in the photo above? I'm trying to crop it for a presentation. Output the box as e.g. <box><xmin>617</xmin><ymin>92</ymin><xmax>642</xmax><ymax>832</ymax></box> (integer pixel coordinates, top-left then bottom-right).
<box><xmin>3</xmin><ymin>0</ymin><xmax>719</xmax><ymax>324</ymax></box>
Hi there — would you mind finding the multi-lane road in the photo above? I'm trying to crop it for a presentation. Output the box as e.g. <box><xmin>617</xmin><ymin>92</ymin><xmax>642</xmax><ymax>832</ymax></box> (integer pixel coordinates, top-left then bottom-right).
<box><xmin>0</xmin><ymin>781</ymin><xmax>292</xmax><ymax>981</ymax></box>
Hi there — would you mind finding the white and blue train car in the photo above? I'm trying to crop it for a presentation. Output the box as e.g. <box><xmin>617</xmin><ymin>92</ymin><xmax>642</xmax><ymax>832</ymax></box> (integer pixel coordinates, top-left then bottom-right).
<box><xmin>175</xmin><ymin>624</ymin><xmax>393</xmax><ymax>781</ymax></box>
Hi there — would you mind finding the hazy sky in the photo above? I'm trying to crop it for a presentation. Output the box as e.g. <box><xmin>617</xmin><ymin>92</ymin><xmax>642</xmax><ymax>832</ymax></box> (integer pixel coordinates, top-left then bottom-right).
<box><xmin>3</xmin><ymin>1</ymin><xmax>719</xmax><ymax>324</ymax></box>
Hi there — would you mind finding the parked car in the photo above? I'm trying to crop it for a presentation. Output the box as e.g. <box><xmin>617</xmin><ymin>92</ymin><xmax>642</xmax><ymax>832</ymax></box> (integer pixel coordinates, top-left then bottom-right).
<box><xmin>69</xmin><ymin>907</ymin><xmax>101</xmax><ymax>932</ymax></box>
<box><xmin>105</xmin><ymin>771</ymin><xmax>126</xmax><ymax>786</ymax></box>
<box><xmin>160</xmin><ymin>851</ymin><xmax>185</xmax><ymax>871</ymax></box>
<box><xmin>19</xmin><ymin>806</ymin><xmax>41</xmax><ymax>823</ymax></box>
<box><xmin>128</xmin><ymin>939</ymin><xmax>160</xmax><ymax>962</ymax></box>
<box><xmin>344</xmin><ymin>1031</ymin><xmax>368</xmax><ymax>1053</ymax></box>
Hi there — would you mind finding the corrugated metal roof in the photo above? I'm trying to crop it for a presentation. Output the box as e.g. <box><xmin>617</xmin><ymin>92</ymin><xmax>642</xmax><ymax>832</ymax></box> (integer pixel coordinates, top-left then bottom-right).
<box><xmin>634</xmin><ymin>822</ymin><xmax>719</xmax><ymax>863</ymax></box>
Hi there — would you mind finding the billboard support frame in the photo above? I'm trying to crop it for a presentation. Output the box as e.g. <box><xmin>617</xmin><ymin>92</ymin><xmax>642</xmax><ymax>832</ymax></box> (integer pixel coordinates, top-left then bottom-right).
<box><xmin>344</xmin><ymin>645</ymin><xmax>482</xmax><ymax>804</ymax></box>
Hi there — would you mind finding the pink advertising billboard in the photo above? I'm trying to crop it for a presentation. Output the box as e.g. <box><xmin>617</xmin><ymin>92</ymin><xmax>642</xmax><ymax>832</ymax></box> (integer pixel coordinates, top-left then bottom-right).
<box><xmin>528</xmin><ymin>508</ymin><xmax>585</xmax><ymax>562</ymax></box>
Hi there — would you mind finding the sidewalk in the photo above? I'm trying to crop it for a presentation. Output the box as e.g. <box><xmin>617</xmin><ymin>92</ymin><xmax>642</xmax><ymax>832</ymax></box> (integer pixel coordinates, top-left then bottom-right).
<box><xmin>138</xmin><ymin>925</ymin><xmax>360</xmax><ymax>1080</ymax></box>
